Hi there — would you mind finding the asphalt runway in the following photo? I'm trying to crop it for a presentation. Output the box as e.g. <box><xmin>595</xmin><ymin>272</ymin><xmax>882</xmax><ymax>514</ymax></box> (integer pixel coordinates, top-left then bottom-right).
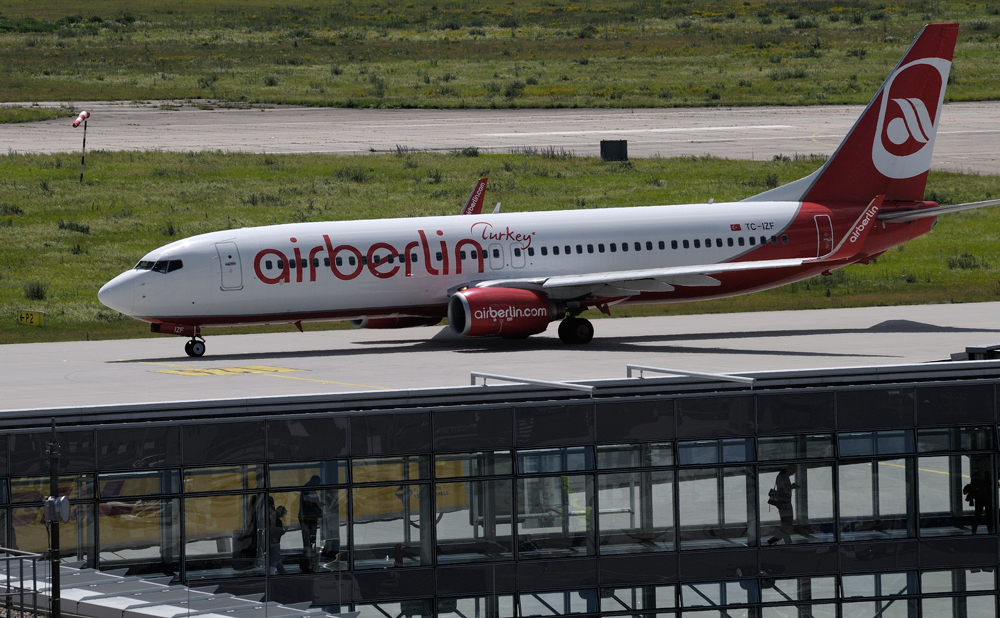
<box><xmin>3</xmin><ymin>100</ymin><xmax>999</xmax><ymax>174</ymax></box>
<box><xmin>4</xmin><ymin>302</ymin><xmax>1000</xmax><ymax>412</ymax></box>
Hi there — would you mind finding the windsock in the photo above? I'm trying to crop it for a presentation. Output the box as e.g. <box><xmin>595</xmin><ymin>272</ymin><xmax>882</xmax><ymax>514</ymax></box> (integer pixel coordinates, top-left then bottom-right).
<box><xmin>72</xmin><ymin>110</ymin><xmax>91</xmax><ymax>128</ymax></box>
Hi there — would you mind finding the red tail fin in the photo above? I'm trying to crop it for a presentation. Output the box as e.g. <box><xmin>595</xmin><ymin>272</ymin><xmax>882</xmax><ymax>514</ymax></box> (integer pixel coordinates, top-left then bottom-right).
<box><xmin>746</xmin><ymin>23</ymin><xmax>958</xmax><ymax>204</ymax></box>
<box><xmin>459</xmin><ymin>178</ymin><xmax>489</xmax><ymax>215</ymax></box>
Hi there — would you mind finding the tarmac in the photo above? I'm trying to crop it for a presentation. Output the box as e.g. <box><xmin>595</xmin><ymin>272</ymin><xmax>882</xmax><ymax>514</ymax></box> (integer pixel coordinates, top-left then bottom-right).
<box><xmin>2</xmin><ymin>100</ymin><xmax>999</xmax><ymax>174</ymax></box>
<box><xmin>4</xmin><ymin>301</ymin><xmax>1000</xmax><ymax>412</ymax></box>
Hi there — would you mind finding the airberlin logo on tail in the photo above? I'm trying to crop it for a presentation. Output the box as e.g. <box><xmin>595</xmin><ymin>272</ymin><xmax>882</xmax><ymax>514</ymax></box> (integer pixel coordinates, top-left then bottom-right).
<box><xmin>849</xmin><ymin>202</ymin><xmax>881</xmax><ymax>244</ymax></box>
<box><xmin>475</xmin><ymin>305</ymin><xmax>548</xmax><ymax>321</ymax></box>
<box><xmin>872</xmin><ymin>57</ymin><xmax>951</xmax><ymax>179</ymax></box>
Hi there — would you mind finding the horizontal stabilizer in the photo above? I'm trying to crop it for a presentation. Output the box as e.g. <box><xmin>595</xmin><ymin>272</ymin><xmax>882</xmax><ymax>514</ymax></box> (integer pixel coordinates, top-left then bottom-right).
<box><xmin>878</xmin><ymin>198</ymin><xmax>1000</xmax><ymax>222</ymax></box>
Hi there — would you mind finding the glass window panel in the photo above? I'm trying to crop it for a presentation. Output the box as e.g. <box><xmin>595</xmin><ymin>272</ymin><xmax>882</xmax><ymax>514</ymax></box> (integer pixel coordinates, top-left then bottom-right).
<box><xmin>184</xmin><ymin>493</ymin><xmax>264</xmax><ymax>577</ymax></box>
<box><xmin>600</xmin><ymin>585</ymin><xmax>676</xmax><ymax>611</ymax></box>
<box><xmin>515</xmin><ymin>404</ymin><xmax>594</xmax><ymax>447</ymax></box>
<box><xmin>922</xmin><ymin>569</ymin><xmax>997</xmax><ymax>593</ymax></box>
<box><xmin>268</xmin><ymin>461</ymin><xmax>347</xmax><ymax>488</ymax></box>
<box><xmin>758</xmin><ymin>435</ymin><xmax>835</xmax><ymax>460</ymax></box>
<box><xmin>182</xmin><ymin>422</ymin><xmax>264</xmax><ymax>466</ymax></box>
<box><xmin>99</xmin><ymin>470</ymin><xmax>180</xmax><ymax>498</ymax></box>
<box><xmin>183</xmin><ymin>465</ymin><xmax>264</xmax><ymax>493</ymax></box>
<box><xmin>353</xmin><ymin>484</ymin><xmax>431</xmax><ymax>568</ymax></box>
<box><xmin>519</xmin><ymin>590</ymin><xmax>596</xmax><ymax>616</ymax></box>
<box><xmin>838</xmin><ymin>388</ymin><xmax>915</xmax><ymax>430</ymax></box>
<box><xmin>11</xmin><ymin>474</ymin><xmax>93</xmax><ymax>503</ymax></box>
<box><xmin>435</xmin><ymin>451</ymin><xmax>513</xmax><ymax>478</ymax></box>
<box><xmin>98</xmin><ymin>498</ymin><xmax>180</xmax><ymax>576</ymax></box>
<box><xmin>598</xmin><ymin>443</ymin><xmax>673</xmax><ymax>469</ymax></box>
<box><xmin>922</xmin><ymin>594</ymin><xmax>998</xmax><ymax>618</ymax></box>
<box><xmin>357</xmin><ymin>600</ymin><xmax>432</xmax><ymax>618</ymax></box>
<box><xmin>352</xmin><ymin>455</ymin><xmax>429</xmax><ymax>483</ymax></box>
<box><xmin>268</xmin><ymin>488</ymin><xmax>348</xmax><ymax>574</ymax></box>
<box><xmin>438</xmin><ymin>596</ymin><xmax>515</xmax><ymax>618</ymax></box>
<box><xmin>681</xmin><ymin>581</ymin><xmax>758</xmax><ymax>607</ymax></box>
<box><xmin>517</xmin><ymin>447</ymin><xmax>594</xmax><ymax>474</ymax></box>
<box><xmin>761</xmin><ymin>577</ymin><xmax>837</xmax><ymax>602</ymax></box>
<box><xmin>266</xmin><ymin>417</ymin><xmax>349</xmax><ymax>460</ymax></box>
<box><xmin>839</xmin><ymin>432</ymin><xmax>875</xmax><ymax>457</ymax></box>
<box><xmin>842</xmin><ymin>600</ymin><xmax>918</xmax><ymax>618</ymax></box>
<box><xmin>13</xmin><ymin>503</ymin><xmax>95</xmax><ymax>566</ymax></box>
<box><xmin>599</xmin><ymin>471</ymin><xmax>674</xmax><ymax>554</ymax></box>
<box><xmin>678</xmin><ymin>439</ymin><xmax>752</xmax><ymax>465</ymax></box>
<box><xmin>918</xmin><ymin>427</ymin><xmax>995</xmax><ymax>452</ymax></box>
<box><xmin>10</xmin><ymin>431</ymin><xmax>95</xmax><ymax>475</ymax></box>
<box><xmin>757</xmin><ymin>392</ymin><xmax>835</xmax><ymax>434</ymax></box>
<box><xmin>517</xmin><ymin>474</ymin><xmax>595</xmax><ymax>559</ymax></box>
<box><xmin>876</xmin><ymin>430</ymin><xmax>914</xmax><ymax>455</ymax></box>
<box><xmin>434</xmin><ymin>408</ymin><xmax>513</xmax><ymax>451</ymax></box>
<box><xmin>596</xmin><ymin>399</ymin><xmax>674</xmax><ymax>443</ymax></box>
<box><xmin>762</xmin><ymin>605</ymin><xmax>836</xmax><ymax>618</ymax></box>
<box><xmin>97</xmin><ymin>425</ymin><xmax>179</xmax><ymax>470</ymax></box>
<box><xmin>436</xmin><ymin>479</ymin><xmax>513</xmax><ymax>564</ymax></box>
<box><xmin>352</xmin><ymin>412</ymin><xmax>431</xmax><ymax>456</ymax></box>
<box><xmin>759</xmin><ymin>462</ymin><xmax>835</xmax><ymax>546</ymax></box>
<box><xmin>0</xmin><ymin>480</ymin><xmax>7</xmax><ymax>505</ymax></box>
<box><xmin>842</xmin><ymin>572</ymin><xmax>917</xmax><ymax>598</ymax></box>
<box><xmin>684</xmin><ymin>611</ymin><xmax>750</xmax><ymax>618</ymax></box>
<box><xmin>676</xmin><ymin>396</ymin><xmax>753</xmax><ymax>438</ymax></box>
<box><xmin>919</xmin><ymin>454</ymin><xmax>995</xmax><ymax>537</ymax></box>
<box><xmin>839</xmin><ymin>459</ymin><xmax>915</xmax><ymax>541</ymax></box>
<box><xmin>917</xmin><ymin>384</ymin><xmax>995</xmax><ymax>426</ymax></box>
<box><xmin>678</xmin><ymin>466</ymin><xmax>756</xmax><ymax>549</ymax></box>
<box><xmin>0</xmin><ymin>435</ymin><xmax>7</xmax><ymax>477</ymax></box>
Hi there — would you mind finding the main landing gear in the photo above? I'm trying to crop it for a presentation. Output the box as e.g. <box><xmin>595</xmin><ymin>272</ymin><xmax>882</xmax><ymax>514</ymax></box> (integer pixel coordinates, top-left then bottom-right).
<box><xmin>184</xmin><ymin>337</ymin><xmax>206</xmax><ymax>358</ymax></box>
<box><xmin>558</xmin><ymin>317</ymin><xmax>594</xmax><ymax>345</ymax></box>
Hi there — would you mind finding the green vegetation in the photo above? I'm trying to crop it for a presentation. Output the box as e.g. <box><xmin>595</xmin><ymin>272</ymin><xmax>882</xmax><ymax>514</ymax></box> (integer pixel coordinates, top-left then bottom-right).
<box><xmin>0</xmin><ymin>1</ymin><xmax>998</xmax><ymax>108</ymax></box>
<box><xmin>0</xmin><ymin>105</ymin><xmax>73</xmax><ymax>123</ymax></box>
<box><xmin>1</xmin><ymin>150</ymin><xmax>998</xmax><ymax>343</ymax></box>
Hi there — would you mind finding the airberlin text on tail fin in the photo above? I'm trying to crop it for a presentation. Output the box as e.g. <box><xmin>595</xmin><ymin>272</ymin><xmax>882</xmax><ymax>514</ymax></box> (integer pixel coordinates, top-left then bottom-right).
<box><xmin>459</xmin><ymin>178</ymin><xmax>489</xmax><ymax>215</ymax></box>
<box><xmin>745</xmin><ymin>23</ymin><xmax>959</xmax><ymax>205</ymax></box>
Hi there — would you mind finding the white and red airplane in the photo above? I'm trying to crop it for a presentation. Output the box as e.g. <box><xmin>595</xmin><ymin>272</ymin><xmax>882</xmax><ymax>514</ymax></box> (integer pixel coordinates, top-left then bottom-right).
<box><xmin>99</xmin><ymin>23</ymin><xmax>998</xmax><ymax>357</ymax></box>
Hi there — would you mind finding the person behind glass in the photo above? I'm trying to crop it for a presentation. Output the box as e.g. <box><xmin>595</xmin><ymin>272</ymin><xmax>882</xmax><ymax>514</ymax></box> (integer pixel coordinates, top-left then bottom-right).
<box><xmin>268</xmin><ymin>497</ymin><xmax>287</xmax><ymax>574</ymax></box>
<box><xmin>965</xmin><ymin>464</ymin><xmax>996</xmax><ymax>535</ymax></box>
<box><xmin>299</xmin><ymin>475</ymin><xmax>323</xmax><ymax>572</ymax></box>
<box><xmin>767</xmin><ymin>464</ymin><xmax>799</xmax><ymax>546</ymax></box>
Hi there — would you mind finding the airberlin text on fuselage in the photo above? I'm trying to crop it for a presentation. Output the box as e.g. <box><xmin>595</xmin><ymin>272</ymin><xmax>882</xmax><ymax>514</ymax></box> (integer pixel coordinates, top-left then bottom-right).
<box><xmin>252</xmin><ymin>222</ymin><xmax>533</xmax><ymax>285</ymax></box>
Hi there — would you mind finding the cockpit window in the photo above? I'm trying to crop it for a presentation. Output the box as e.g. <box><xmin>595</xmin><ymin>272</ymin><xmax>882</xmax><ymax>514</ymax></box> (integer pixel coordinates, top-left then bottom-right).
<box><xmin>134</xmin><ymin>260</ymin><xmax>155</xmax><ymax>271</ymax></box>
<box><xmin>150</xmin><ymin>260</ymin><xmax>183</xmax><ymax>273</ymax></box>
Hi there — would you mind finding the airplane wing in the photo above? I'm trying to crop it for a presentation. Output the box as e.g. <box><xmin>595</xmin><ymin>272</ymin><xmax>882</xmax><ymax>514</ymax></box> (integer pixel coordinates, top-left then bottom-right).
<box><xmin>459</xmin><ymin>178</ymin><xmax>489</xmax><ymax>215</ymax></box>
<box><xmin>469</xmin><ymin>195</ymin><xmax>884</xmax><ymax>298</ymax></box>
<box><xmin>878</xmin><ymin>198</ymin><xmax>1000</xmax><ymax>223</ymax></box>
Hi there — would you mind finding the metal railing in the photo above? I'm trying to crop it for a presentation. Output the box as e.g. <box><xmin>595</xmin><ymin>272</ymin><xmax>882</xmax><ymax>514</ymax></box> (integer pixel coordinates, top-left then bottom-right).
<box><xmin>626</xmin><ymin>364</ymin><xmax>755</xmax><ymax>385</ymax></box>
<box><xmin>0</xmin><ymin>548</ymin><xmax>41</xmax><ymax>618</ymax></box>
<box><xmin>470</xmin><ymin>372</ymin><xmax>596</xmax><ymax>396</ymax></box>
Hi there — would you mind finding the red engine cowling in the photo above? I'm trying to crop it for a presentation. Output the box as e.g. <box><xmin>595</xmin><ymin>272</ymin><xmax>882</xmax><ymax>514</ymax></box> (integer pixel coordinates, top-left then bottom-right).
<box><xmin>350</xmin><ymin>316</ymin><xmax>442</xmax><ymax>329</ymax></box>
<box><xmin>448</xmin><ymin>287</ymin><xmax>554</xmax><ymax>338</ymax></box>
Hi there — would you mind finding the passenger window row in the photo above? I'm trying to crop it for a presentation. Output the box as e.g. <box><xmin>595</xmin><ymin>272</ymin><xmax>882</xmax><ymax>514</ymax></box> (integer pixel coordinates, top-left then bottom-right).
<box><xmin>264</xmin><ymin>253</ymin><xmax>422</xmax><ymax>270</ymax></box>
<box><xmin>530</xmin><ymin>234</ymin><xmax>789</xmax><ymax>257</ymax></box>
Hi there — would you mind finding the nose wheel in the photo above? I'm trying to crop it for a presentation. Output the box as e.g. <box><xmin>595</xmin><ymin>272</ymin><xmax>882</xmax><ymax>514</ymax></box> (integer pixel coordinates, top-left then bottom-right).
<box><xmin>558</xmin><ymin>317</ymin><xmax>594</xmax><ymax>344</ymax></box>
<box><xmin>184</xmin><ymin>337</ymin><xmax>206</xmax><ymax>357</ymax></box>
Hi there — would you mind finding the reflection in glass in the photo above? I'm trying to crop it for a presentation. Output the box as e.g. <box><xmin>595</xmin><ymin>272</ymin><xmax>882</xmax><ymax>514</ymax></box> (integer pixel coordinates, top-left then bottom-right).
<box><xmin>758</xmin><ymin>435</ymin><xmax>834</xmax><ymax>461</ymax></box>
<box><xmin>761</xmin><ymin>577</ymin><xmax>837</xmax><ymax>602</ymax></box>
<box><xmin>919</xmin><ymin>454</ymin><xmax>995</xmax><ymax>536</ymax></box>
<box><xmin>353</xmin><ymin>484</ymin><xmax>431</xmax><ymax>568</ymax></box>
<box><xmin>517</xmin><ymin>475</ymin><xmax>594</xmax><ymax>559</ymax></box>
<box><xmin>11</xmin><ymin>474</ymin><xmax>93</xmax><ymax>503</ymax></box>
<box><xmin>598</xmin><ymin>471</ymin><xmax>674</xmax><ymax>553</ymax></box>
<box><xmin>99</xmin><ymin>498</ymin><xmax>179</xmax><ymax>575</ymax></box>
<box><xmin>436</xmin><ymin>479</ymin><xmax>513</xmax><ymax>563</ymax></box>
<box><xmin>269</xmin><ymin>489</ymin><xmax>348</xmax><ymax>573</ymax></box>
<box><xmin>352</xmin><ymin>455</ymin><xmax>429</xmax><ymax>483</ymax></box>
<box><xmin>678</xmin><ymin>467</ymin><xmax>756</xmax><ymax>549</ymax></box>
<box><xmin>517</xmin><ymin>447</ymin><xmax>594</xmax><ymax>474</ymax></box>
<box><xmin>921</xmin><ymin>595</ymin><xmax>996</xmax><ymax>618</ymax></box>
<box><xmin>681</xmin><ymin>581</ymin><xmax>759</xmax><ymax>607</ymax></box>
<box><xmin>438</xmin><ymin>595</ymin><xmax>515</xmax><ymax>618</ymax></box>
<box><xmin>357</xmin><ymin>600</ymin><xmax>432</xmax><ymax>618</ymax></box>
<box><xmin>184</xmin><ymin>493</ymin><xmax>264</xmax><ymax>578</ymax></box>
<box><xmin>838</xmin><ymin>459</ymin><xmax>915</xmax><ymax>541</ymax></box>
<box><xmin>600</xmin><ymin>585</ymin><xmax>676</xmax><ymax>611</ymax></box>
<box><xmin>838</xmin><ymin>431</ymin><xmax>914</xmax><ymax>457</ymax></box>
<box><xmin>183</xmin><ymin>465</ymin><xmax>263</xmax><ymax>493</ymax></box>
<box><xmin>677</xmin><ymin>439</ymin><xmax>753</xmax><ymax>465</ymax></box>
<box><xmin>99</xmin><ymin>470</ymin><xmax>180</xmax><ymax>498</ymax></box>
<box><xmin>268</xmin><ymin>461</ymin><xmax>347</xmax><ymax>488</ymax></box>
<box><xmin>12</xmin><ymin>504</ymin><xmax>94</xmax><ymax>566</ymax></box>
<box><xmin>761</xmin><ymin>605</ymin><xmax>836</xmax><ymax>618</ymax></box>
<box><xmin>434</xmin><ymin>451</ymin><xmax>512</xmax><ymax>478</ymax></box>
<box><xmin>918</xmin><ymin>427</ymin><xmax>994</xmax><ymax>453</ymax></box>
<box><xmin>842</xmin><ymin>572</ymin><xmax>917</xmax><ymax>597</ymax></box>
<box><xmin>519</xmin><ymin>590</ymin><xmax>597</xmax><ymax>616</ymax></box>
<box><xmin>842</xmin><ymin>599</ymin><xmax>918</xmax><ymax>618</ymax></box>
<box><xmin>597</xmin><ymin>443</ymin><xmax>673</xmax><ymax>469</ymax></box>
<box><xmin>758</xmin><ymin>463</ymin><xmax>834</xmax><ymax>545</ymax></box>
<box><xmin>922</xmin><ymin>569</ymin><xmax>997</xmax><ymax>593</ymax></box>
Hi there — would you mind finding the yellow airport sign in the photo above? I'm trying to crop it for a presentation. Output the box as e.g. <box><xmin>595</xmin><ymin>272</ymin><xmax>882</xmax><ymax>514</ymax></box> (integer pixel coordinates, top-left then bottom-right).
<box><xmin>17</xmin><ymin>310</ymin><xmax>45</xmax><ymax>327</ymax></box>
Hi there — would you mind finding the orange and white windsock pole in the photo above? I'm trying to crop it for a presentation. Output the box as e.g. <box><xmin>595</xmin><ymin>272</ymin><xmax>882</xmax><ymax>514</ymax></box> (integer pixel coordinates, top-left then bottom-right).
<box><xmin>72</xmin><ymin>110</ymin><xmax>90</xmax><ymax>183</ymax></box>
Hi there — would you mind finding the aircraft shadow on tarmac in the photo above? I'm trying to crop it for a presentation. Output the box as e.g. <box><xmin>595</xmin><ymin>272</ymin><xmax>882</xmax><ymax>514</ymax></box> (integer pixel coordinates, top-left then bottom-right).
<box><xmin>115</xmin><ymin>319</ymin><xmax>996</xmax><ymax>365</ymax></box>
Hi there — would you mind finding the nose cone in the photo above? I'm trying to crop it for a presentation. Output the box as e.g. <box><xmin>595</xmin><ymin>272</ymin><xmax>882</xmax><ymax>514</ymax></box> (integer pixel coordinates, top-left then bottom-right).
<box><xmin>98</xmin><ymin>271</ymin><xmax>135</xmax><ymax>315</ymax></box>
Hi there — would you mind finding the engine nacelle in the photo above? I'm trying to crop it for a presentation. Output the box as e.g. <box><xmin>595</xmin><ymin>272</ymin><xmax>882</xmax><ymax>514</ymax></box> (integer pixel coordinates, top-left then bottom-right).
<box><xmin>448</xmin><ymin>287</ymin><xmax>554</xmax><ymax>338</ymax></box>
<box><xmin>350</xmin><ymin>316</ymin><xmax>442</xmax><ymax>329</ymax></box>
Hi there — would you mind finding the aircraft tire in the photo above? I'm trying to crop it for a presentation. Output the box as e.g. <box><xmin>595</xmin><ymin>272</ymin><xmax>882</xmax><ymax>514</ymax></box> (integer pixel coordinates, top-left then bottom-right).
<box><xmin>559</xmin><ymin>318</ymin><xmax>594</xmax><ymax>344</ymax></box>
<box><xmin>190</xmin><ymin>340</ymin><xmax>206</xmax><ymax>357</ymax></box>
<box><xmin>184</xmin><ymin>341</ymin><xmax>195</xmax><ymax>357</ymax></box>
<box><xmin>558</xmin><ymin>318</ymin><xmax>575</xmax><ymax>343</ymax></box>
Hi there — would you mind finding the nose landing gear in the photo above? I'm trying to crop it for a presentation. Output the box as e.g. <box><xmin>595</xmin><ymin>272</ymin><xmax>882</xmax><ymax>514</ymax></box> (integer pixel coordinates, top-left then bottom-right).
<box><xmin>184</xmin><ymin>337</ymin><xmax>206</xmax><ymax>357</ymax></box>
<box><xmin>558</xmin><ymin>317</ymin><xmax>594</xmax><ymax>344</ymax></box>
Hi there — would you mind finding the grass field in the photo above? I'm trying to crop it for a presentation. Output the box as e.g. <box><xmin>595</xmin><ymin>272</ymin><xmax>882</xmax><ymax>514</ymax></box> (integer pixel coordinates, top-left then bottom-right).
<box><xmin>1</xmin><ymin>150</ymin><xmax>998</xmax><ymax>344</ymax></box>
<box><xmin>0</xmin><ymin>1</ymin><xmax>998</xmax><ymax>109</ymax></box>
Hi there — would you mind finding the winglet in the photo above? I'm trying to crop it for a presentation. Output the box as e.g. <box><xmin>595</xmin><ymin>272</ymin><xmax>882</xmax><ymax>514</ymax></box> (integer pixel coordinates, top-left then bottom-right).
<box><xmin>459</xmin><ymin>178</ymin><xmax>489</xmax><ymax>215</ymax></box>
<box><xmin>817</xmin><ymin>195</ymin><xmax>884</xmax><ymax>262</ymax></box>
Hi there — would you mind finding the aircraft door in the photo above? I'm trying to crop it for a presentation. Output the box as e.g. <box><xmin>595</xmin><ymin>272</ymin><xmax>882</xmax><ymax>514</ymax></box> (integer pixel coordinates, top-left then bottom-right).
<box><xmin>489</xmin><ymin>243</ymin><xmax>504</xmax><ymax>270</ymax></box>
<box><xmin>510</xmin><ymin>243</ymin><xmax>526</xmax><ymax>268</ymax></box>
<box><xmin>814</xmin><ymin>215</ymin><xmax>834</xmax><ymax>257</ymax></box>
<box><xmin>216</xmin><ymin>242</ymin><xmax>243</xmax><ymax>290</ymax></box>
